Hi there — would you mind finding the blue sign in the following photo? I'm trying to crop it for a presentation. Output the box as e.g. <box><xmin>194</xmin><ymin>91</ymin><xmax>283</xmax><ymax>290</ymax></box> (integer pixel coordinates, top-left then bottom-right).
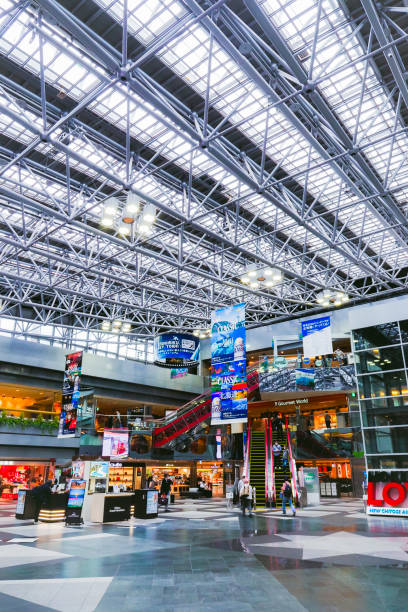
<box><xmin>211</xmin><ymin>304</ymin><xmax>247</xmax><ymax>425</ymax></box>
<box><xmin>301</xmin><ymin>316</ymin><xmax>332</xmax><ymax>358</ymax></box>
<box><xmin>154</xmin><ymin>333</ymin><xmax>200</xmax><ymax>366</ymax></box>
<box><xmin>301</xmin><ymin>316</ymin><xmax>330</xmax><ymax>337</ymax></box>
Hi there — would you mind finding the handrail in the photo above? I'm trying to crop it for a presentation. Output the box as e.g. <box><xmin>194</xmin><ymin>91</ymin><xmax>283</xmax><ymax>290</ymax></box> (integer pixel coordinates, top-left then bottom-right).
<box><xmin>285</xmin><ymin>415</ymin><xmax>298</xmax><ymax>502</ymax></box>
<box><xmin>264</xmin><ymin>418</ymin><xmax>269</xmax><ymax>505</ymax></box>
<box><xmin>244</xmin><ymin>418</ymin><xmax>251</xmax><ymax>478</ymax></box>
<box><xmin>269</xmin><ymin>417</ymin><xmax>275</xmax><ymax>502</ymax></box>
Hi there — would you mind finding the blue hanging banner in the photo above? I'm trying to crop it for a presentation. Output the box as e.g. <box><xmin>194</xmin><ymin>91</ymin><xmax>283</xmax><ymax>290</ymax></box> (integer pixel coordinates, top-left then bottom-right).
<box><xmin>210</xmin><ymin>303</ymin><xmax>247</xmax><ymax>425</ymax></box>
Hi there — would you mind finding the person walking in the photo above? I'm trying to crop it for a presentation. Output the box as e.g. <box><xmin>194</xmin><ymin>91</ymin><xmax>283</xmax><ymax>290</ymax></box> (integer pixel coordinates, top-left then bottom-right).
<box><xmin>272</xmin><ymin>441</ymin><xmax>282</xmax><ymax>468</ymax></box>
<box><xmin>239</xmin><ymin>478</ymin><xmax>254</xmax><ymax>516</ymax></box>
<box><xmin>160</xmin><ymin>472</ymin><xmax>172</xmax><ymax>512</ymax></box>
<box><xmin>325</xmin><ymin>411</ymin><xmax>331</xmax><ymax>429</ymax></box>
<box><xmin>282</xmin><ymin>445</ymin><xmax>289</xmax><ymax>470</ymax></box>
<box><xmin>276</xmin><ymin>415</ymin><xmax>283</xmax><ymax>436</ymax></box>
<box><xmin>281</xmin><ymin>479</ymin><xmax>296</xmax><ymax>516</ymax></box>
<box><xmin>31</xmin><ymin>480</ymin><xmax>52</xmax><ymax>523</ymax></box>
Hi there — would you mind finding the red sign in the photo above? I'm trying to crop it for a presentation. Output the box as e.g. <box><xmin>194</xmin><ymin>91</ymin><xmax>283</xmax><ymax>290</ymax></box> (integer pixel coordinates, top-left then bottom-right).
<box><xmin>367</xmin><ymin>481</ymin><xmax>408</xmax><ymax>516</ymax></box>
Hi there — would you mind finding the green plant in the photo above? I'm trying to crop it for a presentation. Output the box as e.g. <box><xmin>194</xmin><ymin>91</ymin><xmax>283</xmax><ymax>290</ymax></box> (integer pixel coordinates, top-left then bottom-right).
<box><xmin>0</xmin><ymin>413</ymin><xmax>59</xmax><ymax>433</ymax></box>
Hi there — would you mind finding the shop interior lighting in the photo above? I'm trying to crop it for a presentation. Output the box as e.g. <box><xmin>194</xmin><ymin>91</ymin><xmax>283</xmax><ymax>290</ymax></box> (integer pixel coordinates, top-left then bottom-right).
<box><xmin>316</xmin><ymin>290</ymin><xmax>350</xmax><ymax>308</ymax></box>
<box><xmin>240</xmin><ymin>266</ymin><xmax>283</xmax><ymax>290</ymax></box>
<box><xmin>193</xmin><ymin>329</ymin><xmax>210</xmax><ymax>338</ymax></box>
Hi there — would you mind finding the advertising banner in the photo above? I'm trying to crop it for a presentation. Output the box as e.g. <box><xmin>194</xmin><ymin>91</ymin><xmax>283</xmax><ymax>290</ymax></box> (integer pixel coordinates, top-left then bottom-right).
<box><xmin>146</xmin><ymin>489</ymin><xmax>159</xmax><ymax>514</ymax></box>
<box><xmin>67</xmin><ymin>479</ymin><xmax>86</xmax><ymax>508</ymax></box>
<box><xmin>89</xmin><ymin>461</ymin><xmax>110</xmax><ymax>479</ymax></box>
<box><xmin>301</xmin><ymin>316</ymin><xmax>333</xmax><ymax>358</ymax></box>
<box><xmin>295</xmin><ymin>368</ymin><xmax>315</xmax><ymax>390</ymax></box>
<box><xmin>367</xmin><ymin>481</ymin><xmax>408</xmax><ymax>516</ymax></box>
<box><xmin>170</xmin><ymin>368</ymin><xmax>188</xmax><ymax>379</ymax></box>
<box><xmin>211</xmin><ymin>303</ymin><xmax>247</xmax><ymax>425</ymax></box>
<box><xmin>154</xmin><ymin>333</ymin><xmax>199</xmax><ymax>367</ymax></box>
<box><xmin>58</xmin><ymin>392</ymin><xmax>78</xmax><ymax>438</ymax></box>
<box><xmin>102</xmin><ymin>429</ymin><xmax>129</xmax><ymax>459</ymax></box>
<box><xmin>63</xmin><ymin>351</ymin><xmax>82</xmax><ymax>393</ymax></box>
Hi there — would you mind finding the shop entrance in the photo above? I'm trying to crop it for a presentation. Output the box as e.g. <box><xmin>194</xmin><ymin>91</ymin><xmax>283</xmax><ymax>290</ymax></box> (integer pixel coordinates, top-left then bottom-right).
<box><xmin>197</xmin><ymin>461</ymin><xmax>224</xmax><ymax>496</ymax></box>
<box><xmin>0</xmin><ymin>461</ymin><xmax>52</xmax><ymax>500</ymax></box>
<box><xmin>299</xmin><ymin>459</ymin><xmax>353</xmax><ymax>497</ymax></box>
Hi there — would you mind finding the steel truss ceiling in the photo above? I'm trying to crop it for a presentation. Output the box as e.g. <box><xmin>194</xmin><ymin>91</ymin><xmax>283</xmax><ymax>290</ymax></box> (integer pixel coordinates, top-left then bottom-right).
<box><xmin>0</xmin><ymin>0</ymin><xmax>407</xmax><ymax>340</ymax></box>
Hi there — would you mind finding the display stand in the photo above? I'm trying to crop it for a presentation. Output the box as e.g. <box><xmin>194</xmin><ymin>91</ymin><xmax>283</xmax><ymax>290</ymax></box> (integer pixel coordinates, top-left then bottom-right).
<box><xmin>134</xmin><ymin>489</ymin><xmax>158</xmax><ymax>518</ymax></box>
<box><xmin>65</xmin><ymin>479</ymin><xmax>86</xmax><ymax>526</ymax></box>
<box><xmin>15</xmin><ymin>489</ymin><xmax>35</xmax><ymax>520</ymax></box>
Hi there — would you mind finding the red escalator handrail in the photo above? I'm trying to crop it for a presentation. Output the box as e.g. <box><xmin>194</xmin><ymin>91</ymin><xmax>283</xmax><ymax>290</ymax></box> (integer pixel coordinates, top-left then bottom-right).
<box><xmin>269</xmin><ymin>418</ymin><xmax>275</xmax><ymax>501</ymax></box>
<box><xmin>285</xmin><ymin>416</ymin><xmax>298</xmax><ymax>502</ymax></box>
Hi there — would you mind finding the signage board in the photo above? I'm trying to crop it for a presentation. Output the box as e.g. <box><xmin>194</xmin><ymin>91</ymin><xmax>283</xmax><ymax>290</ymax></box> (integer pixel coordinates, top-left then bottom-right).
<box><xmin>58</xmin><ymin>392</ymin><xmax>78</xmax><ymax>438</ymax></box>
<box><xmin>367</xmin><ymin>481</ymin><xmax>408</xmax><ymax>516</ymax></box>
<box><xmin>301</xmin><ymin>316</ymin><xmax>332</xmax><ymax>358</ymax></box>
<box><xmin>16</xmin><ymin>490</ymin><xmax>27</xmax><ymax>515</ymax></box>
<box><xmin>67</xmin><ymin>479</ymin><xmax>86</xmax><ymax>508</ymax></box>
<box><xmin>303</xmin><ymin>468</ymin><xmax>320</xmax><ymax>505</ymax></box>
<box><xmin>89</xmin><ymin>461</ymin><xmax>110</xmax><ymax>479</ymax></box>
<box><xmin>102</xmin><ymin>429</ymin><xmax>129</xmax><ymax>459</ymax></box>
<box><xmin>211</xmin><ymin>303</ymin><xmax>247</xmax><ymax>425</ymax></box>
<box><xmin>72</xmin><ymin>461</ymin><xmax>85</xmax><ymax>479</ymax></box>
<box><xmin>295</xmin><ymin>368</ymin><xmax>315</xmax><ymax>390</ymax></box>
<box><xmin>170</xmin><ymin>368</ymin><xmax>188</xmax><ymax>379</ymax></box>
<box><xmin>154</xmin><ymin>333</ymin><xmax>199</xmax><ymax>367</ymax></box>
<box><xmin>146</xmin><ymin>489</ymin><xmax>158</xmax><ymax>515</ymax></box>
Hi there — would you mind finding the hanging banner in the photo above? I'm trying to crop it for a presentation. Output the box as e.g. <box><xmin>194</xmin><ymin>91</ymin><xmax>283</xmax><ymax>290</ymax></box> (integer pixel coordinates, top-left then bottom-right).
<box><xmin>154</xmin><ymin>333</ymin><xmax>199</xmax><ymax>367</ymax></box>
<box><xmin>58</xmin><ymin>392</ymin><xmax>78</xmax><ymax>438</ymax></box>
<box><xmin>211</xmin><ymin>303</ymin><xmax>247</xmax><ymax>425</ymax></box>
<box><xmin>170</xmin><ymin>368</ymin><xmax>188</xmax><ymax>379</ymax></box>
<box><xmin>301</xmin><ymin>316</ymin><xmax>333</xmax><ymax>358</ymax></box>
<box><xmin>63</xmin><ymin>351</ymin><xmax>82</xmax><ymax>393</ymax></box>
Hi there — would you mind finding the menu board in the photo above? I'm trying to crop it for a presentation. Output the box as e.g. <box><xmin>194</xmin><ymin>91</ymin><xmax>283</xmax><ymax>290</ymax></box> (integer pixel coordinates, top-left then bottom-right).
<box><xmin>146</xmin><ymin>490</ymin><xmax>158</xmax><ymax>515</ymax></box>
<box><xmin>102</xmin><ymin>430</ymin><xmax>129</xmax><ymax>459</ymax></box>
<box><xmin>67</xmin><ymin>479</ymin><xmax>86</xmax><ymax>508</ymax></box>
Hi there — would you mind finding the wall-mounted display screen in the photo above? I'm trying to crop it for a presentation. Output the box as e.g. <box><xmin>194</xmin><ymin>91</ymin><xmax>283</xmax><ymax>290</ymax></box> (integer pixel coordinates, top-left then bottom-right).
<box><xmin>154</xmin><ymin>333</ymin><xmax>199</xmax><ymax>367</ymax></box>
<box><xmin>89</xmin><ymin>461</ymin><xmax>110</xmax><ymax>479</ymax></box>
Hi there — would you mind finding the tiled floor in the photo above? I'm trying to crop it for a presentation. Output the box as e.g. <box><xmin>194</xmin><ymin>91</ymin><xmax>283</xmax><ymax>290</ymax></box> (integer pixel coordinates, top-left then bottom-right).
<box><xmin>0</xmin><ymin>497</ymin><xmax>407</xmax><ymax>611</ymax></box>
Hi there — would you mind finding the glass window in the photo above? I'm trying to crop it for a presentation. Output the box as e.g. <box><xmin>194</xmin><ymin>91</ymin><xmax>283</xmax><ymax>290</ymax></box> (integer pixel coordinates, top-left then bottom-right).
<box><xmin>358</xmin><ymin>369</ymin><xmax>408</xmax><ymax>399</ymax></box>
<box><xmin>399</xmin><ymin>319</ymin><xmax>408</xmax><ymax>343</ymax></box>
<box><xmin>366</xmin><ymin>455</ymin><xmax>408</xmax><ymax>469</ymax></box>
<box><xmin>364</xmin><ymin>426</ymin><xmax>408</xmax><ymax>454</ymax></box>
<box><xmin>360</xmin><ymin>396</ymin><xmax>408</xmax><ymax>426</ymax></box>
<box><xmin>355</xmin><ymin>346</ymin><xmax>404</xmax><ymax>374</ymax></box>
<box><xmin>353</xmin><ymin>322</ymin><xmax>401</xmax><ymax>350</ymax></box>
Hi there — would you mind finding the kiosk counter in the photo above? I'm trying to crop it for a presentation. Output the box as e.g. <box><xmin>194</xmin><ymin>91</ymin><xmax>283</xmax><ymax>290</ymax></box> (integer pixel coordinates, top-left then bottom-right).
<box><xmin>90</xmin><ymin>492</ymin><xmax>134</xmax><ymax>523</ymax></box>
<box><xmin>15</xmin><ymin>490</ymin><xmax>69</xmax><ymax>522</ymax></box>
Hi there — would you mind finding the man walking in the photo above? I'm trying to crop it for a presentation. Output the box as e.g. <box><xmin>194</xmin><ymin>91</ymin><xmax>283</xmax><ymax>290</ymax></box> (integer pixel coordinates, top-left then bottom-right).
<box><xmin>239</xmin><ymin>478</ymin><xmax>254</xmax><ymax>516</ymax></box>
<box><xmin>273</xmin><ymin>441</ymin><xmax>282</xmax><ymax>468</ymax></box>
<box><xmin>281</xmin><ymin>479</ymin><xmax>296</xmax><ymax>516</ymax></box>
<box><xmin>160</xmin><ymin>472</ymin><xmax>172</xmax><ymax>512</ymax></box>
<box><xmin>31</xmin><ymin>480</ymin><xmax>52</xmax><ymax>523</ymax></box>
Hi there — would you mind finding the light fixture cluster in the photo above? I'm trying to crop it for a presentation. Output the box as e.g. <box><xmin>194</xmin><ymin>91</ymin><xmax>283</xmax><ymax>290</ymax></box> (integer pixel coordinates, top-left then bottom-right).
<box><xmin>101</xmin><ymin>320</ymin><xmax>132</xmax><ymax>333</ymax></box>
<box><xmin>316</xmin><ymin>289</ymin><xmax>349</xmax><ymax>308</ymax></box>
<box><xmin>100</xmin><ymin>193</ymin><xmax>156</xmax><ymax>236</ymax></box>
<box><xmin>240</xmin><ymin>266</ymin><xmax>283</xmax><ymax>290</ymax></box>
<box><xmin>193</xmin><ymin>329</ymin><xmax>211</xmax><ymax>339</ymax></box>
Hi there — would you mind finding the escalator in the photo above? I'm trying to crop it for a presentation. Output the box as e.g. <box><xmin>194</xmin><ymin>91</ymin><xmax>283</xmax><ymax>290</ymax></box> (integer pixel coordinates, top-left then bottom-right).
<box><xmin>153</xmin><ymin>367</ymin><xmax>260</xmax><ymax>448</ymax></box>
<box><xmin>272</xmin><ymin>427</ymin><xmax>292</xmax><ymax>510</ymax></box>
<box><xmin>249</xmin><ymin>431</ymin><xmax>266</xmax><ymax>506</ymax></box>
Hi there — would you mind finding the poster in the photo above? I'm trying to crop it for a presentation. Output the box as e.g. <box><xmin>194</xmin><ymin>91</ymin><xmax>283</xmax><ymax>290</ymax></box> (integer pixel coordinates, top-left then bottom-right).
<box><xmin>16</xmin><ymin>489</ymin><xmax>26</xmax><ymax>515</ymax></box>
<box><xmin>58</xmin><ymin>392</ymin><xmax>78</xmax><ymax>438</ymax></box>
<box><xmin>63</xmin><ymin>351</ymin><xmax>82</xmax><ymax>393</ymax></box>
<box><xmin>170</xmin><ymin>368</ymin><xmax>188</xmax><ymax>379</ymax></box>
<box><xmin>72</xmin><ymin>461</ymin><xmax>85</xmax><ymax>479</ymax></box>
<box><xmin>102</xmin><ymin>429</ymin><xmax>129</xmax><ymax>459</ymax></box>
<box><xmin>295</xmin><ymin>368</ymin><xmax>315</xmax><ymax>390</ymax></box>
<box><xmin>89</xmin><ymin>461</ymin><xmax>110</xmax><ymax>479</ymax></box>
<box><xmin>146</xmin><ymin>489</ymin><xmax>158</xmax><ymax>514</ymax></box>
<box><xmin>211</xmin><ymin>303</ymin><xmax>247</xmax><ymax>425</ymax></box>
<box><xmin>301</xmin><ymin>316</ymin><xmax>332</xmax><ymax>358</ymax></box>
<box><xmin>67</xmin><ymin>479</ymin><xmax>86</xmax><ymax>507</ymax></box>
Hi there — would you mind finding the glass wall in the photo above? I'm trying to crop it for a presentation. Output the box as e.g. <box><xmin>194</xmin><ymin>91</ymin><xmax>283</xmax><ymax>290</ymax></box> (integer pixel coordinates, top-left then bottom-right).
<box><xmin>353</xmin><ymin>319</ymin><xmax>408</xmax><ymax>470</ymax></box>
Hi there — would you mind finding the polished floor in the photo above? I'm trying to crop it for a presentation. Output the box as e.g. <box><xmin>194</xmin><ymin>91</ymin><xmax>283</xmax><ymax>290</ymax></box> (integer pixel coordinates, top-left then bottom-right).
<box><xmin>0</xmin><ymin>497</ymin><xmax>408</xmax><ymax>611</ymax></box>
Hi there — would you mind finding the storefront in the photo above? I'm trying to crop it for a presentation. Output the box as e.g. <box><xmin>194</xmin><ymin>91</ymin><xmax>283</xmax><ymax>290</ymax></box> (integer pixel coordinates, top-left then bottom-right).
<box><xmin>147</xmin><ymin>463</ymin><xmax>191</xmax><ymax>497</ymax></box>
<box><xmin>197</xmin><ymin>461</ymin><xmax>224</xmax><ymax>496</ymax></box>
<box><xmin>299</xmin><ymin>459</ymin><xmax>352</xmax><ymax>497</ymax></box>
<box><xmin>0</xmin><ymin>461</ymin><xmax>53</xmax><ymax>500</ymax></box>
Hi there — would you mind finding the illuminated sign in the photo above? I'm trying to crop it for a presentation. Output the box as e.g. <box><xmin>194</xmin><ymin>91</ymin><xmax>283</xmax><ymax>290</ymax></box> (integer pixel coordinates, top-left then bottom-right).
<box><xmin>367</xmin><ymin>482</ymin><xmax>408</xmax><ymax>516</ymax></box>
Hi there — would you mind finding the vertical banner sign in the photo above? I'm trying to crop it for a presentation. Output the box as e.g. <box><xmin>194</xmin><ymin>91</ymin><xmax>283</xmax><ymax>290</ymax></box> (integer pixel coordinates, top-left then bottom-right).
<box><xmin>59</xmin><ymin>351</ymin><xmax>82</xmax><ymax>438</ymax></box>
<box><xmin>211</xmin><ymin>303</ymin><xmax>247</xmax><ymax>425</ymax></box>
<box><xmin>301</xmin><ymin>316</ymin><xmax>333</xmax><ymax>358</ymax></box>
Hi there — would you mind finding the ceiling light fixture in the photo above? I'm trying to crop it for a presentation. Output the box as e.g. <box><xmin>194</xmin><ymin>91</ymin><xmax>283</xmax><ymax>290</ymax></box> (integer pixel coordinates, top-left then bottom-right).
<box><xmin>101</xmin><ymin>320</ymin><xmax>132</xmax><ymax>333</ymax></box>
<box><xmin>240</xmin><ymin>266</ymin><xmax>284</xmax><ymax>290</ymax></box>
<box><xmin>316</xmin><ymin>289</ymin><xmax>349</xmax><ymax>308</ymax></box>
<box><xmin>99</xmin><ymin>194</ymin><xmax>156</xmax><ymax>236</ymax></box>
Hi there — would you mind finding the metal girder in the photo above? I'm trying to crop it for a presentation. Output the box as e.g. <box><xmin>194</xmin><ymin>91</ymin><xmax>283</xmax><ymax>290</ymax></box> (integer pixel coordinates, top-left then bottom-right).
<box><xmin>242</xmin><ymin>0</ymin><xmax>408</xmax><ymax>240</ymax></box>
